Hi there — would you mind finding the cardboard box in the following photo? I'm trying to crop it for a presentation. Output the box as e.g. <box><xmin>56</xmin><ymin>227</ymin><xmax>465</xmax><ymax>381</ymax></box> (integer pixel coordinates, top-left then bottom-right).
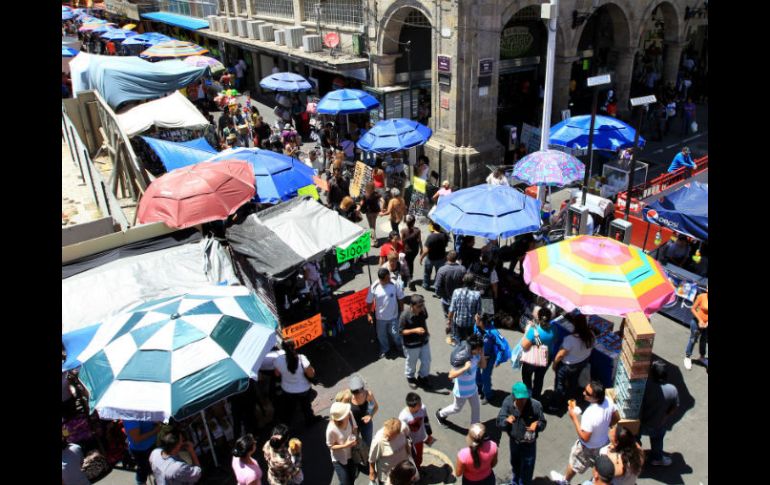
<box><xmin>625</xmin><ymin>312</ymin><xmax>655</xmax><ymax>339</ymax></box>
<box><xmin>618</xmin><ymin>418</ymin><xmax>641</xmax><ymax>435</ymax></box>
<box><xmin>622</xmin><ymin>340</ymin><xmax>653</xmax><ymax>362</ymax></box>
<box><xmin>620</xmin><ymin>347</ymin><xmax>650</xmax><ymax>379</ymax></box>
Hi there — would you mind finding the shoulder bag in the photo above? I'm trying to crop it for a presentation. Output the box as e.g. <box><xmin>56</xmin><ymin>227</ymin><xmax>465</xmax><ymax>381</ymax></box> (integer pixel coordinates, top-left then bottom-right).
<box><xmin>520</xmin><ymin>326</ymin><xmax>549</xmax><ymax>367</ymax></box>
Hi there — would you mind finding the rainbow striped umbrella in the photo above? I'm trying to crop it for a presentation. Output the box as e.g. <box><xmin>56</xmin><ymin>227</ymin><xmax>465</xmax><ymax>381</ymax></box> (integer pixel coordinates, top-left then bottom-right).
<box><xmin>140</xmin><ymin>40</ymin><xmax>209</xmax><ymax>59</ymax></box>
<box><xmin>522</xmin><ymin>235</ymin><xmax>675</xmax><ymax>316</ymax></box>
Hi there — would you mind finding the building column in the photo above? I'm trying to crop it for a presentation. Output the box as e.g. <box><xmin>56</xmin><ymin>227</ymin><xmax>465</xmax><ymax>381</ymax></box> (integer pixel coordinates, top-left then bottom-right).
<box><xmin>246</xmin><ymin>0</ymin><xmax>252</xmax><ymax>18</ymax></box>
<box><xmin>423</xmin><ymin>0</ymin><xmax>503</xmax><ymax>187</ymax></box>
<box><xmin>293</xmin><ymin>0</ymin><xmax>303</xmax><ymax>26</ymax></box>
<box><xmin>551</xmin><ymin>53</ymin><xmax>577</xmax><ymax>121</ymax></box>
<box><xmin>223</xmin><ymin>0</ymin><xmax>230</xmax><ymax>17</ymax></box>
<box><xmin>613</xmin><ymin>47</ymin><xmax>637</xmax><ymax>120</ymax></box>
<box><xmin>663</xmin><ymin>41</ymin><xmax>685</xmax><ymax>87</ymax></box>
<box><xmin>370</xmin><ymin>54</ymin><xmax>399</xmax><ymax>87</ymax></box>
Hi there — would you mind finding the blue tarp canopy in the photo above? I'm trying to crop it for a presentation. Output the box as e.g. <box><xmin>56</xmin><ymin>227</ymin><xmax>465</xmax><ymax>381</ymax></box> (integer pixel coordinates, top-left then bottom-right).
<box><xmin>71</xmin><ymin>53</ymin><xmax>208</xmax><ymax>108</ymax></box>
<box><xmin>141</xmin><ymin>136</ymin><xmax>218</xmax><ymax>172</ymax></box>
<box><xmin>141</xmin><ymin>12</ymin><xmax>210</xmax><ymax>30</ymax></box>
<box><xmin>643</xmin><ymin>181</ymin><xmax>708</xmax><ymax>241</ymax></box>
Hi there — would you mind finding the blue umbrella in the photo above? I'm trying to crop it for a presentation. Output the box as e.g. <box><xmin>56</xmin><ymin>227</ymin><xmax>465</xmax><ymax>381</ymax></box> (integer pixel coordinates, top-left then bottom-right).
<box><xmin>62</xmin><ymin>46</ymin><xmax>80</xmax><ymax>57</ymax></box>
<box><xmin>100</xmin><ymin>29</ymin><xmax>138</xmax><ymax>41</ymax></box>
<box><xmin>62</xmin><ymin>11</ymin><xmax>75</xmax><ymax>20</ymax></box>
<box><xmin>431</xmin><ymin>184</ymin><xmax>542</xmax><ymax>239</ymax></box>
<box><xmin>643</xmin><ymin>181</ymin><xmax>708</xmax><ymax>240</ymax></box>
<box><xmin>207</xmin><ymin>148</ymin><xmax>316</xmax><ymax>205</ymax></box>
<box><xmin>356</xmin><ymin>118</ymin><xmax>432</xmax><ymax>153</ymax></box>
<box><xmin>549</xmin><ymin>114</ymin><xmax>645</xmax><ymax>152</ymax></box>
<box><xmin>122</xmin><ymin>33</ymin><xmax>173</xmax><ymax>46</ymax></box>
<box><xmin>90</xmin><ymin>24</ymin><xmax>118</xmax><ymax>35</ymax></box>
<box><xmin>316</xmin><ymin>88</ymin><xmax>379</xmax><ymax>115</ymax></box>
<box><xmin>259</xmin><ymin>72</ymin><xmax>313</xmax><ymax>92</ymax></box>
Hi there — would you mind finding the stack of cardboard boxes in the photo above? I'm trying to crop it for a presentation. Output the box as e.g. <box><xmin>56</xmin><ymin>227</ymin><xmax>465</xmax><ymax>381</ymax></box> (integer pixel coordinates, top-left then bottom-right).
<box><xmin>609</xmin><ymin>312</ymin><xmax>655</xmax><ymax>434</ymax></box>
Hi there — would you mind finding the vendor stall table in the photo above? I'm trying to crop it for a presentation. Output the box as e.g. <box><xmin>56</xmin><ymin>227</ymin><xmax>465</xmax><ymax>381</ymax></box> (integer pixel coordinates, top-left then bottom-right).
<box><xmin>659</xmin><ymin>263</ymin><xmax>708</xmax><ymax>325</ymax></box>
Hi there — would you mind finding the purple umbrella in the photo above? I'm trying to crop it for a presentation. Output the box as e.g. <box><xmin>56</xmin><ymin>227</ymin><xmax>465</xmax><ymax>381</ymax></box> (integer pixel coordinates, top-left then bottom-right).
<box><xmin>512</xmin><ymin>149</ymin><xmax>585</xmax><ymax>187</ymax></box>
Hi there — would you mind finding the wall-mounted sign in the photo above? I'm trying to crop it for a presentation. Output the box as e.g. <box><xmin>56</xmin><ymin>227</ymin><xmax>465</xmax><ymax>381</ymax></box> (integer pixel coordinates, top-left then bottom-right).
<box><xmin>440</xmin><ymin>96</ymin><xmax>450</xmax><ymax>110</ymax></box>
<box><xmin>479</xmin><ymin>58</ymin><xmax>494</xmax><ymax>76</ymax></box>
<box><xmin>438</xmin><ymin>55</ymin><xmax>451</xmax><ymax>73</ymax></box>
<box><xmin>438</xmin><ymin>72</ymin><xmax>451</xmax><ymax>86</ymax></box>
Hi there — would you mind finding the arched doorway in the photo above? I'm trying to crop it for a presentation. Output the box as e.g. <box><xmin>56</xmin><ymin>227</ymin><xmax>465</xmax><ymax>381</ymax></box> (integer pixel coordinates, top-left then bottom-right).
<box><xmin>379</xmin><ymin>6</ymin><xmax>433</xmax><ymax>124</ymax></box>
<box><xmin>570</xmin><ymin>3</ymin><xmax>631</xmax><ymax>115</ymax></box>
<box><xmin>496</xmin><ymin>5</ymin><xmax>547</xmax><ymax>161</ymax></box>
<box><xmin>632</xmin><ymin>2</ymin><xmax>684</xmax><ymax>98</ymax></box>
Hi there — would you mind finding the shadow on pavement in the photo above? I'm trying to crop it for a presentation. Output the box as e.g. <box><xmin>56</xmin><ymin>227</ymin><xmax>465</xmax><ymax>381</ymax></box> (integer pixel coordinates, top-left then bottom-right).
<box><xmin>421</xmin><ymin>463</ymin><xmax>456</xmax><ymax>484</ymax></box>
<box><xmin>638</xmin><ymin>452</ymin><xmax>693</xmax><ymax>484</ymax></box>
<box><xmin>648</xmin><ymin>353</ymin><xmax>696</xmax><ymax>429</ymax></box>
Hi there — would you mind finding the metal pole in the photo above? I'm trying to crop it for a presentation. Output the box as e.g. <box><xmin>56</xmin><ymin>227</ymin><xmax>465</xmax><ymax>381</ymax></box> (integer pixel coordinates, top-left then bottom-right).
<box><xmin>539</xmin><ymin>0</ymin><xmax>558</xmax><ymax>152</ymax></box>
<box><xmin>581</xmin><ymin>87</ymin><xmax>600</xmax><ymax>206</ymax></box>
<box><xmin>623</xmin><ymin>105</ymin><xmax>645</xmax><ymax>221</ymax></box>
<box><xmin>200</xmin><ymin>410</ymin><xmax>219</xmax><ymax>467</ymax></box>
<box><xmin>407</xmin><ymin>41</ymin><xmax>413</xmax><ymax>120</ymax></box>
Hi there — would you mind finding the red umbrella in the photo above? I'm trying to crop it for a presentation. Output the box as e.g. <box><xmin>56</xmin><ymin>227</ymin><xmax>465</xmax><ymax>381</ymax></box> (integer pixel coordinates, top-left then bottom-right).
<box><xmin>137</xmin><ymin>160</ymin><xmax>255</xmax><ymax>228</ymax></box>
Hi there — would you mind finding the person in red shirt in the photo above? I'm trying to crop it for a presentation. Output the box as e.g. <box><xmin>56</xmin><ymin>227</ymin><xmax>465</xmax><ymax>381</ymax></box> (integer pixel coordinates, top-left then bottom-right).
<box><xmin>379</xmin><ymin>231</ymin><xmax>404</xmax><ymax>265</ymax></box>
<box><xmin>105</xmin><ymin>40</ymin><xmax>116</xmax><ymax>56</ymax></box>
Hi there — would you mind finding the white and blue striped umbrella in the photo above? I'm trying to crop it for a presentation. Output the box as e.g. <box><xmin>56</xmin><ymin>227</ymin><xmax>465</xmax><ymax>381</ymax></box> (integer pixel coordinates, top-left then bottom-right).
<box><xmin>62</xmin><ymin>286</ymin><xmax>278</xmax><ymax>422</ymax></box>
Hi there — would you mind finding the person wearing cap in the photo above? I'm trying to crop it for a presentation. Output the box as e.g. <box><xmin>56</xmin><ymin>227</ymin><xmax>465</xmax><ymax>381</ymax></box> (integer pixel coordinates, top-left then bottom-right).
<box><xmin>326</xmin><ymin>402</ymin><xmax>359</xmax><ymax>485</ymax></box>
<box><xmin>432</xmin><ymin>180</ymin><xmax>452</xmax><ymax>203</ymax></box>
<box><xmin>348</xmin><ymin>374</ymin><xmax>379</xmax><ymax>447</ymax></box>
<box><xmin>497</xmin><ymin>382</ymin><xmax>546</xmax><ymax>485</ymax></box>
<box><xmin>380</xmin><ymin>188</ymin><xmax>406</xmax><ymax>235</ymax></box>
<box><xmin>379</xmin><ymin>231</ymin><xmax>404</xmax><ymax>266</ymax></box>
<box><xmin>550</xmin><ymin>380</ymin><xmax>620</xmax><ymax>485</ymax></box>
<box><xmin>399</xmin><ymin>294</ymin><xmax>432</xmax><ymax>389</ymax></box>
<box><xmin>366</xmin><ymin>268</ymin><xmax>405</xmax><ymax>358</ymax></box>
<box><xmin>578</xmin><ymin>455</ymin><xmax>616</xmax><ymax>485</ymax></box>
<box><xmin>435</xmin><ymin>333</ymin><xmax>486</xmax><ymax>427</ymax></box>
<box><xmin>666</xmin><ymin>146</ymin><xmax>696</xmax><ymax>173</ymax></box>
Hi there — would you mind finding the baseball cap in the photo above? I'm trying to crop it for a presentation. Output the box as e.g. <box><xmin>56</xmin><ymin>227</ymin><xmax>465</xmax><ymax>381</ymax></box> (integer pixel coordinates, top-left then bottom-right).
<box><xmin>594</xmin><ymin>455</ymin><xmax>616</xmax><ymax>482</ymax></box>
<box><xmin>349</xmin><ymin>374</ymin><xmax>365</xmax><ymax>392</ymax></box>
<box><xmin>512</xmin><ymin>382</ymin><xmax>530</xmax><ymax>399</ymax></box>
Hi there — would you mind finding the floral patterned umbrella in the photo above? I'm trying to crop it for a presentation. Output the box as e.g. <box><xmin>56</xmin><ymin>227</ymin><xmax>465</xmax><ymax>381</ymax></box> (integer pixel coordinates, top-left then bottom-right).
<box><xmin>513</xmin><ymin>149</ymin><xmax>585</xmax><ymax>187</ymax></box>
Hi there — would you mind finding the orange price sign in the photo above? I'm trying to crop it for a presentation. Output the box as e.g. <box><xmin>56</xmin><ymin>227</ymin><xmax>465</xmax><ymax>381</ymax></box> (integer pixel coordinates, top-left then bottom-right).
<box><xmin>281</xmin><ymin>314</ymin><xmax>323</xmax><ymax>349</ymax></box>
<box><xmin>338</xmin><ymin>288</ymin><xmax>370</xmax><ymax>325</ymax></box>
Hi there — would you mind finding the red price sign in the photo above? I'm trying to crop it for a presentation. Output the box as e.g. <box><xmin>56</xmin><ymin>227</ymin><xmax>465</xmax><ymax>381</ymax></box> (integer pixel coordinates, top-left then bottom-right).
<box><xmin>338</xmin><ymin>288</ymin><xmax>370</xmax><ymax>325</ymax></box>
<box><xmin>281</xmin><ymin>314</ymin><xmax>323</xmax><ymax>349</ymax></box>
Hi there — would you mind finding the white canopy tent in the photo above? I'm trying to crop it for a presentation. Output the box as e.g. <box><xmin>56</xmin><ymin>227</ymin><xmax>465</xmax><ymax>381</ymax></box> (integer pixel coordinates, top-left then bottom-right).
<box><xmin>117</xmin><ymin>91</ymin><xmax>209</xmax><ymax>137</ymax></box>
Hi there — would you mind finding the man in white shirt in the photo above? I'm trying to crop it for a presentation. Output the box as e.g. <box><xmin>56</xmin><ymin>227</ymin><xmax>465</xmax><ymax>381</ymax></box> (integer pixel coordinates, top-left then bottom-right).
<box><xmin>551</xmin><ymin>380</ymin><xmax>620</xmax><ymax>485</ymax></box>
<box><xmin>367</xmin><ymin>268</ymin><xmax>405</xmax><ymax>358</ymax></box>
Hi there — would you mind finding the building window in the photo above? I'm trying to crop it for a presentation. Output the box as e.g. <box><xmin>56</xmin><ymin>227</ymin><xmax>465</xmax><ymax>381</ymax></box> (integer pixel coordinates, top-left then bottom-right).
<box><xmin>159</xmin><ymin>0</ymin><xmax>218</xmax><ymax>18</ymax></box>
<box><xmin>303</xmin><ymin>0</ymin><xmax>363</xmax><ymax>28</ymax></box>
<box><xmin>251</xmin><ymin>0</ymin><xmax>295</xmax><ymax>19</ymax></box>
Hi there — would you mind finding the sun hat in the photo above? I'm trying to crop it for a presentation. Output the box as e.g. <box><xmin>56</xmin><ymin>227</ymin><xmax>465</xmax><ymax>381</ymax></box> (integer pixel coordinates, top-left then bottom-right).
<box><xmin>330</xmin><ymin>402</ymin><xmax>351</xmax><ymax>422</ymax></box>
<box><xmin>512</xmin><ymin>382</ymin><xmax>530</xmax><ymax>399</ymax></box>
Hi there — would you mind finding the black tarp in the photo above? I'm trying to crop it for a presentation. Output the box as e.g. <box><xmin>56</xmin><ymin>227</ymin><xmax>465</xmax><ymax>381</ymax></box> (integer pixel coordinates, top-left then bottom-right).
<box><xmin>225</xmin><ymin>215</ymin><xmax>305</xmax><ymax>281</ymax></box>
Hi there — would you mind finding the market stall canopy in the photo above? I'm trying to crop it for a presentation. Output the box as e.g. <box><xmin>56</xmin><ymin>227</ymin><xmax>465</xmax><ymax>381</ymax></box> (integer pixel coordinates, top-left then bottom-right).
<box><xmin>549</xmin><ymin>115</ymin><xmax>645</xmax><ymax>152</ymax></box>
<box><xmin>100</xmin><ymin>28</ymin><xmax>138</xmax><ymax>41</ymax></box>
<box><xmin>118</xmin><ymin>92</ymin><xmax>209</xmax><ymax>137</ymax></box>
<box><xmin>357</xmin><ymin>118</ymin><xmax>432</xmax><ymax>153</ymax></box>
<box><xmin>226</xmin><ymin>197</ymin><xmax>366</xmax><ymax>281</ymax></box>
<box><xmin>140</xmin><ymin>136</ymin><xmax>219</xmax><ymax>172</ymax></box>
<box><xmin>70</xmin><ymin>53</ymin><xmax>208</xmax><ymax>107</ymax></box>
<box><xmin>523</xmin><ymin>235</ymin><xmax>676</xmax><ymax>316</ymax></box>
<box><xmin>643</xmin><ymin>181</ymin><xmax>708</xmax><ymax>240</ymax></box>
<box><xmin>140</xmin><ymin>40</ymin><xmax>209</xmax><ymax>59</ymax></box>
<box><xmin>183</xmin><ymin>55</ymin><xmax>225</xmax><ymax>73</ymax></box>
<box><xmin>206</xmin><ymin>148</ymin><xmax>316</xmax><ymax>205</ymax></box>
<box><xmin>122</xmin><ymin>32</ymin><xmax>173</xmax><ymax>46</ymax></box>
<box><xmin>316</xmin><ymin>88</ymin><xmax>380</xmax><ymax>114</ymax></box>
<box><xmin>62</xmin><ymin>230</ymin><xmax>240</xmax><ymax>333</ymax></box>
<box><xmin>431</xmin><ymin>184</ymin><xmax>542</xmax><ymax>239</ymax></box>
<box><xmin>61</xmin><ymin>285</ymin><xmax>278</xmax><ymax>422</ymax></box>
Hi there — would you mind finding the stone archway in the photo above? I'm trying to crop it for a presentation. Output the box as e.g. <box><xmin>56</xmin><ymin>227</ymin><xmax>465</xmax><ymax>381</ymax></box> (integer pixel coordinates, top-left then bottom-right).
<box><xmin>634</xmin><ymin>1</ymin><xmax>685</xmax><ymax>91</ymax></box>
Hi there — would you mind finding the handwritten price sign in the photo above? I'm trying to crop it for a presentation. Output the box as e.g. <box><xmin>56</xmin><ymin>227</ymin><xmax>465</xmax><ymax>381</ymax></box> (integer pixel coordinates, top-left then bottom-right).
<box><xmin>336</xmin><ymin>232</ymin><xmax>371</xmax><ymax>264</ymax></box>
<box><xmin>338</xmin><ymin>288</ymin><xmax>370</xmax><ymax>325</ymax></box>
<box><xmin>281</xmin><ymin>314</ymin><xmax>323</xmax><ymax>349</ymax></box>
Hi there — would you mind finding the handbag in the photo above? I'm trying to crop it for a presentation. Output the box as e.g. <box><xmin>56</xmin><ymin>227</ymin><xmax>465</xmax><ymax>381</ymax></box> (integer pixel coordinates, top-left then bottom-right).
<box><xmin>520</xmin><ymin>327</ymin><xmax>549</xmax><ymax>367</ymax></box>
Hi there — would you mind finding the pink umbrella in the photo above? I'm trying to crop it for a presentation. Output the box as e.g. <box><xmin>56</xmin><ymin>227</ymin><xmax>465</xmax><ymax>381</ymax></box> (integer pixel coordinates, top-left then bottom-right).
<box><xmin>137</xmin><ymin>160</ymin><xmax>255</xmax><ymax>228</ymax></box>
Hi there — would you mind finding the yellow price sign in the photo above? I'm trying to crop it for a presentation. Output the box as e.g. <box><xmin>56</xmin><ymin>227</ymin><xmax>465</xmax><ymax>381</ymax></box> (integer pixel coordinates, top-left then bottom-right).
<box><xmin>297</xmin><ymin>184</ymin><xmax>320</xmax><ymax>200</ymax></box>
<box><xmin>412</xmin><ymin>177</ymin><xmax>426</xmax><ymax>194</ymax></box>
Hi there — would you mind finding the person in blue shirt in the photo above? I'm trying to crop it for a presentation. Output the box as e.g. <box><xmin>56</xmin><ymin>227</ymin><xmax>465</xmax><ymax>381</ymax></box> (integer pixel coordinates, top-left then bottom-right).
<box><xmin>124</xmin><ymin>420</ymin><xmax>162</xmax><ymax>485</ymax></box>
<box><xmin>666</xmin><ymin>147</ymin><xmax>696</xmax><ymax>173</ymax></box>
<box><xmin>519</xmin><ymin>307</ymin><xmax>558</xmax><ymax>400</ymax></box>
<box><xmin>476</xmin><ymin>316</ymin><xmax>499</xmax><ymax>405</ymax></box>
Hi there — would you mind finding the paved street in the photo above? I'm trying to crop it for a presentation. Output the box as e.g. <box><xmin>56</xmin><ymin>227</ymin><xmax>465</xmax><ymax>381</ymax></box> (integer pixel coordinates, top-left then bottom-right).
<box><xmin>102</xmin><ymin>212</ymin><xmax>707</xmax><ymax>485</ymax></box>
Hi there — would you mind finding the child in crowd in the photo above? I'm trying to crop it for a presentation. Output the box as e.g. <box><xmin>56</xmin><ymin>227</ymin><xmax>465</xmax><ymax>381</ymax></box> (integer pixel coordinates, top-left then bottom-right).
<box><xmin>398</xmin><ymin>392</ymin><xmax>434</xmax><ymax>468</ymax></box>
<box><xmin>288</xmin><ymin>438</ymin><xmax>304</xmax><ymax>483</ymax></box>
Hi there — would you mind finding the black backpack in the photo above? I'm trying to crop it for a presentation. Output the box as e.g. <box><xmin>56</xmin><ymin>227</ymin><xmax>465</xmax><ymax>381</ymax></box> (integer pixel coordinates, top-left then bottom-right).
<box><xmin>450</xmin><ymin>340</ymin><xmax>472</xmax><ymax>368</ymax></box>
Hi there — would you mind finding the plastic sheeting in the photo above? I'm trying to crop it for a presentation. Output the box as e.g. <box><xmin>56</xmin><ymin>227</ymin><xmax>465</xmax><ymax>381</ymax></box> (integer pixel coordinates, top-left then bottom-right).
<box><xmin>140</xmin><ymin>136</ymin><xmax>217</xmax><ymax>172</ymax></box>
<box><xmin>118</xmin><ymin>92</ymin><xmax>209</xmax><ymax>137</ymax></box>
<box><xmin>62</xmin><ymin>236</ymin><xmax>239</xmax><ymax>334</ymax></box>
<box><xmin>70</xmin><ymin>52</ymin><xmax>208</xmax><ymax>108</ymax></box>
<box><xmin>226</xmin><ymin>197</ymin><xmax>365</xmax><ymax>280</ymax></box>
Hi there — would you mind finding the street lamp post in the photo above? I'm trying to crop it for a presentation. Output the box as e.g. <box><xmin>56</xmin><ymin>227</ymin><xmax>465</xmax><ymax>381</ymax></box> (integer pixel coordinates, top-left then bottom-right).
<box><xmin>537</xmin><ymin>0</ymin><xmax>559</xmax><ymax>205</ymax></box>
<box><xmin>406</xmin><ymin>40</ymin><xmax>413</xmax><ymax>120</ymax></box>
<box><xmin>580</xmin><ymin>73</ymin><xmax>612</xmax><ymax>206</ymax></box>
<box><xmin>624</xmin><ymin>94</ymin><xmax>657</xmax><ymax>220</ymax></box>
